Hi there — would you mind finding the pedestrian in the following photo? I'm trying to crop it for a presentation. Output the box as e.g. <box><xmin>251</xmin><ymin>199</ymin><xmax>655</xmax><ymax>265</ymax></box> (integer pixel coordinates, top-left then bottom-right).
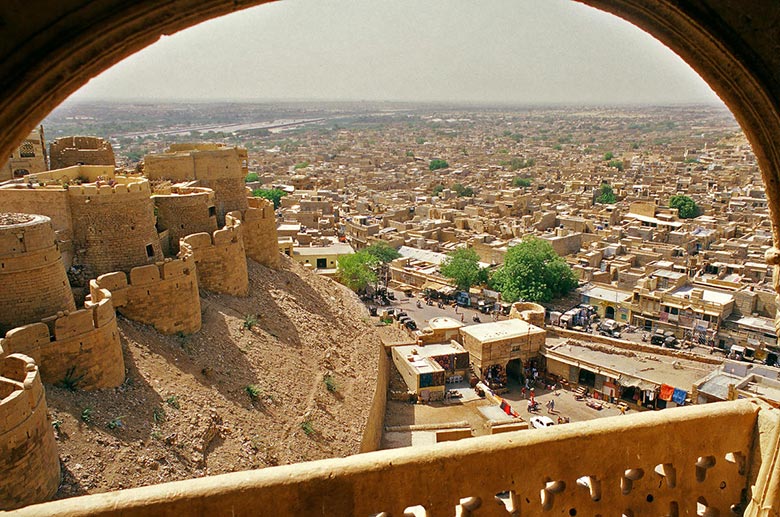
<box><xmin>546</xmin><ymin>400</ymin><xmax>552</xmax><ymax>413</ymax></box>
<box><xmin>521</xmin><ymin>386</ymin><xmax>526</xmax><ymax>399</ymax></box>
<box><xmin>549</xmin><ymin>399</ymin><xmax>555</xmax><ymax>413</ymax></box>
<box><xmin>460</xmin><ymin>313</ymin><xmax>465</xmax><ymax>322</ymax></box>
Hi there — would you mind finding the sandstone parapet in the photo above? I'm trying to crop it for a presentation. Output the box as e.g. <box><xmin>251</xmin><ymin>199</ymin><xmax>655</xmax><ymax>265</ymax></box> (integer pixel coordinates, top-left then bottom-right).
<box><xmin>152</xmin><ymin>186</ymin><xmax>218</xmax><ymax>254</ymax></box>
<box><xmin>236</xmin><ymin>197</ymin><xmax>280</xmax><ymax>268</ymax></box>
<box><xmin>0</xmin><ymin>290</ymin><xmax>125</xmax><ymax>389</ymax></box>
<box><xmin>179</xmin><ymin>214</ymin><xmax>248</xmax><ymax>296</ymax></box>
<box><xmin>90</xmin><ymin>256</ymin><xmax>201</xmax><ymax>335</ymax></box>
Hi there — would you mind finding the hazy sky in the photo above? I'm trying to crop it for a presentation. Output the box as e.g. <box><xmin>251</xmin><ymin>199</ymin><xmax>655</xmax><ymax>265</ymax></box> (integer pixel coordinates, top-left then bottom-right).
<box><xmin>70</xmin><ymin>0</ymin><xmax>722</xmax><ymax>105</ymax></box>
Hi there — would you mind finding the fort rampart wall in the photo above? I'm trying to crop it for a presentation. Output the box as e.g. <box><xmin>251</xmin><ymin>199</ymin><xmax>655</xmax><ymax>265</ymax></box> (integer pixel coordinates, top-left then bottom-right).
<box><xmin>144</xmin><ymin>146</ymin><xmax>249</xmax><ymax>226</ymax></box>
<box><xmin>0</xmin><ymin>214</ymin><xmax>76</xmax><ymax>334</ymax></box>
<box><xmin>0</xmin><ymin>290</ymin><xmax>125</xmax><ymax>389</ymax></box>
<box><xmin>235</xmin><ymin>197</ymin><xmax>280</xmax><ymax>268</ymax></box>
<box><xmin>68</xmin><ymin>177</ymin><xmax>163</xmax><ymax>276</ymax></box>
<box><xmin>0</xmin><ymin>353</ymin><xmax>60</xmax><ymax>510</ymax></box>
<box><xmin>49</xmin><ymin>136</ymin><xmax>115</xmax><ymax>170</ymax></box>
<box><xmin>90</xmin><ymin>256</ymin><xmax>201</xmax><ymax>335</ymax></box>
<box><xmin>179</xmin><ymin>214</ymin><xmax>248</xmax><ymax>296</ymax></box>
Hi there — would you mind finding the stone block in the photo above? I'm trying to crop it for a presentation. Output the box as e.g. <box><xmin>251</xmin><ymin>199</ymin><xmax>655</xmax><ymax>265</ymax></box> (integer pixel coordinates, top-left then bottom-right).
<box><xmin>129</xmin><ymin>264</ymin><xmax>160</xmax><ymax>286</ymax></box>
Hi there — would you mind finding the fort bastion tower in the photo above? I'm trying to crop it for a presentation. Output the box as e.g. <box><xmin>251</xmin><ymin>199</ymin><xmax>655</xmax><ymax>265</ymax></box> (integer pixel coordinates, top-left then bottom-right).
<box><xmin>0</xmin><ymin>213</ymin><xmax>76</xmax><ymax>334</ymax></box>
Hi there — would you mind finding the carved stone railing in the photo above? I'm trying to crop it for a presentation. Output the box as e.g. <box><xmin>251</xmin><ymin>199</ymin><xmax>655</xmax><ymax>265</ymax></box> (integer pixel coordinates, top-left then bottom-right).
<box><xmin>6</xmin><ymin>399</ymin><xmax>780</xmax><ymax>516</ymax></box>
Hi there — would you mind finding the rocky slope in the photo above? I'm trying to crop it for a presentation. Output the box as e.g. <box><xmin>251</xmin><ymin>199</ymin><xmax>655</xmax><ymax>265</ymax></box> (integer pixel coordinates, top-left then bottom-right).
<box><xmin>46</xmin><ymin>257</ymin><xmax>381</xmax><ymax>498</ymax></box>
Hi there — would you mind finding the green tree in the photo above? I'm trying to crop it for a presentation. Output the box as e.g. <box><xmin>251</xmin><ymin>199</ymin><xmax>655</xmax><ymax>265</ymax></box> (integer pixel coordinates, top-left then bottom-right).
<box><xmin>336</xmin><ymin>251</ymin><xmax>378</xmax><ymax>292</ymax></box>
<box><xmin>432</xmin><ymin>184</ymin><xmax>445</xmax><ymax>196</ymax></box>
<box><xmin>669</xmin><ymin>195</ymin><xmax>700</xmax><ymax>218</ymax></box>
<box><xmin>452</xmin><ymin>183</ymin><xmax>474</xmax><ymax>197</ymax></box>
<box><xmin>440</xmin><ymin>248</ymin><xmax>485</xmax><ymax>291</ymax></box>
<box><xmin>512</xmin><ymin>177</ymin><xmax>532</xmax><ymax>187</ymax></box>
<box><xmin>603</xmin><ymin>151</ymin><xmax>614</xmax><ymax>161</ymax></box>
<box><xmin>293</xmin><ymin>161</ymin><xmax>309</xmax><ymax>169</ymax></box>
<box><xmin>607</xmin><ymin>159</ymin><xmax>624</xmax><ymax>171</ymax></box>
<box><xmin>597</xmin><ymin>183</ymin><xmax>616</xmax><ymax>204</ymax></box>
<box><xmin>245</xmin><ymin>172</ymin><xmax>259</xmax><ymax>182</ymax></box>
<box><xmin>490</xmin><ymin>237</ymin><xmax>578</xmax><ymax>303</ymax></box>
<box><xmin>252</xmin><ymin>188</ymin><xmax>288</xmax><ymax>209</ymax></box>
<box><xmin>364</xmin><ymin>242</ymin><xmax>401</xmax><ymax>263</ymax></box>
<box><xmin>429</xmin><ymin>159</ymin><xmax>449</xmax><ymax>171</ymax></box>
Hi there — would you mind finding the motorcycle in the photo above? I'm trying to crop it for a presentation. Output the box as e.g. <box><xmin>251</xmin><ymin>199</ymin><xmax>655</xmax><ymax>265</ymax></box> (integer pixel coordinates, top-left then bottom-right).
<box><xmin>527</xmin><ymin>400</ymin><xmax>540</xmax><ymax>413</ymax></box>
<box><xmin>472</xmin><ymin>315</ymin><xmax>481</xmax><ymax>323</ymax></box>
<box><xmin>416</xmin><ymin>300</ymin><xmax>422</xmax><ymax>309</ymax></box>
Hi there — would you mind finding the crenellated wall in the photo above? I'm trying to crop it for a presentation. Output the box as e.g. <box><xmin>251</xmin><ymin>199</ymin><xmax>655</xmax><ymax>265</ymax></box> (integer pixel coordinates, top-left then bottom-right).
<box><xmin>0</xmin><ymin>289</ymin><xmax>125</xmax><ymax>389</ymax></box>
<box><xmin>90</xmin><ymin>255</ymin><xmax>201</xmax><ymax>335</ymax></box>
<box><xmin>179</xmin><ymin>213</ymin><xmax>248</xmax><ymax>296</ymax></box>
<box><xmin>0</xmin><ymin>353</ymin><xmax>60</xmax><ymax>510</ymax></box>
<box><xmin>49</xmin><ymin>136</ymin><xmax>115</xmax><ymax>170</ymax></box>
<box><xmin>68</xmin><ymin>176</ymin><xmax>163</xmax><ymax>276</ymax></box>
<box><xmin>0</xmin><ymin>214</ymin><xmax>76</xmax><ymax>334</ymax></box>
<box><xmin>152</xmin><ymin>186</ymin><xmax>218</xmax><ymax>255</ymax></box>
<box><xmin>236</xmin><ymin>197</ymin><xmax>280</xmax><ymax>269</ymax></box>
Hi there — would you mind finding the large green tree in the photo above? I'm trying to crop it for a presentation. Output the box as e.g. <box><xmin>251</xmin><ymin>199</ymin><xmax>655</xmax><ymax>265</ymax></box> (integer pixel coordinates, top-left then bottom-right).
<box><xmin>669</xmin><ymin>195</ymin><xmax>700</xmax><ymax>219</ymax></box>
<box><xmin>364</xmin><ymin>242</ymin><xmax>401</xmax><ymax>263</ymax></box>
<box><xmin>336</xmin><ymin>251</ymin><xmax>378</xmax><ymax>292</ymax></box>
<box><xmin>490</xmin><ymin>237</ymin><xmax>578</xmax><ymax>303</ymax></box>
<box><xmin>440</xmin><ymin>248</ymin><xmax>486</xmax><ymax>291</ymax></box>
<box><xmin>252</xmin><ymin>188</ymin><xmax>288</xmax><ymax>209</ymax></box>
<box><xmin>429</xmin><ymin>159</ymin><xmax>449</xmax><ymax>171</ymax></box>
<box><xmin>597</xmin><ymin>183</ymin><xmax>616</xmax><ymax>204</ymax></box>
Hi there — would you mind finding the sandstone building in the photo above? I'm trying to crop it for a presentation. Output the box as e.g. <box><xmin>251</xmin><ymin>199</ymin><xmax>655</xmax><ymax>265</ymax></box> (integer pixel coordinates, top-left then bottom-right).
<box><xmin>48</xmin><ymin>136</ymin><xmax>115</xmax><ymax>170</ymax></box>
<box><xmin>1</xmin><ymin>126</ymin><xmax>47</xmax><ymax>182</ymax></box>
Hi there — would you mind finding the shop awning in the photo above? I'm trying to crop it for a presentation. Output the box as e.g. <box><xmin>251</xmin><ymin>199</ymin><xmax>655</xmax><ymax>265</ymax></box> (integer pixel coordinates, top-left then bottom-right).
<box><xmin>617</xmin><ymin>375</ymin><xmax>657</xmax><ymax>391</ymax></box>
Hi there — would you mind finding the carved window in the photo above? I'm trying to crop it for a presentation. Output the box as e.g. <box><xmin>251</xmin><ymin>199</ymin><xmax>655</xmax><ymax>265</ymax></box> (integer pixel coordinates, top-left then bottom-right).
<box><xmin>19</xmin><ymin>142</ymin><xmax>35</xmax><ymax>157</ymax></box>
<box><xmin>13</xmin><ymin>168</ymin><xmax>28</xmax><ymax>178</ymax></box>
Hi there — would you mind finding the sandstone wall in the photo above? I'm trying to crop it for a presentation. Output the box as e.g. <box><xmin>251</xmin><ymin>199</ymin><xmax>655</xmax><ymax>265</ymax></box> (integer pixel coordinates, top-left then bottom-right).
<box><xmin>90</xmin><ymin>256</ymin><xmax>201</xmax><ymax>335</ymax></box>
<box><xmin>236</xmin><ymin>197</ymin><xmax>280</xmax><ymax>268</ymax></box>
<box><xmin>509</xmin><ymin>301</ymin><xmax>546</xmax><ymax>327</ymax></box>
<box><xmin>0</xmin><ymin>187</ymin><xmax>74</xmax><ymax>257</ymax></box>
<box><xmin>68</xmin><ymin>177</ymin><xmax>163</xmax><ymax>277</ymax></box>
<box><xmin>144</xmin><ymin>146</ymin><xmax>249</xmax><ymax>226</ymax></box>
<box><xmin>202</xmin><ymin>176</ymin><xmax>249</xmax><ymax>227</ymax></box>
<box><xmin>49</xmin><ymin>136</ymin><xmax>115</xmax><ymax>169</ymax></box>
<box><xmin>360</xmin><ymin>343</ymin><xmax>389</xmax><ymax>453</ymax></box>
<box><xmin>0</xmin><ymin>290</ymin><xmax>125</xmax><ymax>389</ymax></box>
<box><xmin>0</xmin><ymin>214</ymin><xmax>76</xmax><ymax>334</ymax></box>
<box><xmin>0</xmin><ymin>353</ymin><xmax>60</xmax><ymax>510</ymax></box>
<box><xmin>179</xmin><ymin>214</ymin><xmax>248</xmax><ymax>297</ymax></box>
<box><xmin>152</xmin><ymin>186</ymin><xmax>218</xmax><ymax>255</ymax></box>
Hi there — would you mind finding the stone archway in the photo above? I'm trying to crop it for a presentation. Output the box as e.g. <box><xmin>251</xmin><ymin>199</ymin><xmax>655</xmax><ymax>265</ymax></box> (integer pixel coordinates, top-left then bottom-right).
<box><xmin>1</xmin><ymin>0</ymin><xmax>780</xmax><ymax>328</ymax></box>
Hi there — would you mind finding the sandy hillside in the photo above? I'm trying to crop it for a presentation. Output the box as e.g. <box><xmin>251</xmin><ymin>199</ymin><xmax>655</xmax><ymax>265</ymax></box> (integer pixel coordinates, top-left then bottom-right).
<box><xmin>46</xmin><ymin>257</ymin><xmax>381</xmax><ymax>499</ymax></box>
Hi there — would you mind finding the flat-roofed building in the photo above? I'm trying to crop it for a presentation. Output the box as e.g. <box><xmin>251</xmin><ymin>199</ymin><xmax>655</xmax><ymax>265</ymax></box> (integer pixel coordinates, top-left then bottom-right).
<box><xmin>459</xmin><ymin>319</ymin><xmax>545</xmax><ymax>381</ymax></box>
<box><xmin>391</xmin><ymin>341</ymin><xmax>469</xmax><ymax>401</ymax></box>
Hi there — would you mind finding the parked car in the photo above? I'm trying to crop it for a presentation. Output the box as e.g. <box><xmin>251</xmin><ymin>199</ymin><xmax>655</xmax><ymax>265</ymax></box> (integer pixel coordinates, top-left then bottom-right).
<box><xmin>530</xmin><ymin>416</ymin><xmax>555</xmax><ymax>429</ymax></box>
<box><xmin>404</xmin><ymin>319</ymin><xmax>418</xmax><ymax>331</ymax></box>
<box><xmin>598</xmin><ymin>318</ymin><xmax>621</xmax><ymax>338</ymax></box>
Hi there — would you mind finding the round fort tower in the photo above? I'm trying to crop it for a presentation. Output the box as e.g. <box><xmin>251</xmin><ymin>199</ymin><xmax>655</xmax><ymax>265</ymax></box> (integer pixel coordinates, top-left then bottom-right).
<box><xmin>152</xmin><ymin>186</ymin><xmax>218</xmax><ymax>255</ymax></box>
<box><xmin>0</xmin><ymin>352</ymin><xmax>60</xmax><ymax>510</ymax></box>
<box><xmin>68</xmin><ymin>176</ymin><xmax>163</xmax><ymax>277</ymax></box>
<box><xmin>0</xmin><ymin>213</ymin><xmax>76</xmax><ymax>334</ymax></box>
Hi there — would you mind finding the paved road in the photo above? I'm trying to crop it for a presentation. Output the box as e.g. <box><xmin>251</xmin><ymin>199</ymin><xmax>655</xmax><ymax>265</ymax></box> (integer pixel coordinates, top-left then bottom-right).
<box><xmin>383</xmin><ymin>288</ymin><xmax>504</xmax><ymax>329</ymax></box>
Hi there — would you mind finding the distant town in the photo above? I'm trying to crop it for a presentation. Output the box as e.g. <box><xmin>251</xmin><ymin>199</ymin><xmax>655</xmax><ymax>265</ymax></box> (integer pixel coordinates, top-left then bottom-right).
<box><xmin>2</xmin><ymin>101</ymin><xmax>779</xmax><ymax>508</ymax></box>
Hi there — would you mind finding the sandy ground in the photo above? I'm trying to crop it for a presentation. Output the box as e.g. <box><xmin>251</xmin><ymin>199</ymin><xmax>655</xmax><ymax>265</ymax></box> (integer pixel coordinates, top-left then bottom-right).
<box><xmin>47</xmin><ymin>257</ymin><xmax>381</xmax><ymax>499</ymax></box>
